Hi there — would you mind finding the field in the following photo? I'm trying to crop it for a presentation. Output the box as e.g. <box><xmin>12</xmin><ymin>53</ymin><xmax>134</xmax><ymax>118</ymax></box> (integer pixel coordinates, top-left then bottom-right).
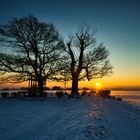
<box><xmin>0</xmin><ymin>96</ymin><xmax>140</xmax><ymax>140</ymax></box>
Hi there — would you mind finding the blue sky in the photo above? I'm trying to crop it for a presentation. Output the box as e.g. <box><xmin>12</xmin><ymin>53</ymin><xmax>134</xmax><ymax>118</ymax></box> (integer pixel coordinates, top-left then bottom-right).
<box><xmin>0</xmin><ymin>0</ymin><xmax>140</xmax><ymax>88</ymax></box>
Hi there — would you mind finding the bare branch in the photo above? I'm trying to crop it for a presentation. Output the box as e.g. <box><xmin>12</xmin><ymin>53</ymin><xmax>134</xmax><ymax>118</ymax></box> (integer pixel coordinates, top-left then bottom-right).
<box><xmin>0</xmin><ymin>15</ymin><xmax>63</xmax><ymax>95</ymax></box>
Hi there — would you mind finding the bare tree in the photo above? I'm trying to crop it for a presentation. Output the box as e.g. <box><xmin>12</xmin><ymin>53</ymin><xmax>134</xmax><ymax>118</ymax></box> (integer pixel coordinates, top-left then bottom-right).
<box><xmin>0</xmin><ymin>15</ymin><xmax>63</xmax><ymax>96</ymax></box>
<box><xmin>61</xmin><ymin>24</ymin><xmax>113</xmax><ymax>96</ymax></box>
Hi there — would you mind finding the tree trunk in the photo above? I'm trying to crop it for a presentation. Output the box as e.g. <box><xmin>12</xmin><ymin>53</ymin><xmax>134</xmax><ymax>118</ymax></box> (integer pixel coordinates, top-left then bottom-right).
<box><xmin>71</xmin><ymin>76</ymin><xmax>79</xmax><ymax>97</ymax></box>
<box><xmin>38</xmin><ymin>78</ymin><xmax>44</xmax><ymax>97</ymax></box>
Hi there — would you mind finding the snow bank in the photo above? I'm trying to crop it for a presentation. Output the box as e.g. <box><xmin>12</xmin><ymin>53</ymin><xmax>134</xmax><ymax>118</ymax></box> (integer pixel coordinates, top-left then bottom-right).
<box><xmin>0</xmin><ymin>96</ymin><xmax>140</xmax><ymax>140</ymax></box>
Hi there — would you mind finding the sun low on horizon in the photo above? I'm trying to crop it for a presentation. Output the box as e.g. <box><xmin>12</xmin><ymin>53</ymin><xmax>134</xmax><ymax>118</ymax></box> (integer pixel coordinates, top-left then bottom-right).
<box><xmin>95</xmin><ymin>82</ymin><xmax>101</xmax><ymax>88</ymax></box>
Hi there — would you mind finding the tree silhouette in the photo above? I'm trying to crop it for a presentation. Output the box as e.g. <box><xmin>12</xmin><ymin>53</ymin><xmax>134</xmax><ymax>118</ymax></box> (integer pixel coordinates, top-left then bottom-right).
<box><xmin>0</xmin><ymin>15</ymin><xmax>63</xmax><ymax>96</ymax></box>
<box><xmin>61</xmin><ymin>24</ymin><xmax>113</xmax><ymax>96</ymax></box>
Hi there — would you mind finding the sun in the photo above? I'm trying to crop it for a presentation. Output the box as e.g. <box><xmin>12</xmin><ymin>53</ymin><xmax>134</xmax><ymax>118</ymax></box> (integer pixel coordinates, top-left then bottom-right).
<box><xmin>96</xmin><ymin>82</ymin><xmax>101</xmax><ymax>87</ymax></box>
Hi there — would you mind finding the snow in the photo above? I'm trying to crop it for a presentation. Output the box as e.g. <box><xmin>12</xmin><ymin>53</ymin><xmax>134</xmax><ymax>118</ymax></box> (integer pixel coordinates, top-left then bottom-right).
<box><xmin>0</xmin><ymin>96</ymin><xmax>140</xmax><ymax>140</ymax></box>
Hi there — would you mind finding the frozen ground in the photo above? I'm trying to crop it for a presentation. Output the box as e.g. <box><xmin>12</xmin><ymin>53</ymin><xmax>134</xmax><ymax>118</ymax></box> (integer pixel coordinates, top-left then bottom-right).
<box><xmin>0</xmin><ymin>96</ymin><xmax>140</xmax><ymax>140</ymax></box>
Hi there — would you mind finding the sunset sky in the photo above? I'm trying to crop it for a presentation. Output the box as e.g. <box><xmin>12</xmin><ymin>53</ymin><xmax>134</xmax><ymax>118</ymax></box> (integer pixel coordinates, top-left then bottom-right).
<box><xmin>0</xmin><ymin>0</ymin><xmax>140</xmax><ymax>89</ymax></box>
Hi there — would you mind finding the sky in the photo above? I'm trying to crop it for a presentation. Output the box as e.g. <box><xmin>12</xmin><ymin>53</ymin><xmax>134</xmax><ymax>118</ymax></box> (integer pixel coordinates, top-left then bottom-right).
<box><xmin>0</xmin><ymin>0</ymin><xmax>140</xmax><ymax>89</ymax></box>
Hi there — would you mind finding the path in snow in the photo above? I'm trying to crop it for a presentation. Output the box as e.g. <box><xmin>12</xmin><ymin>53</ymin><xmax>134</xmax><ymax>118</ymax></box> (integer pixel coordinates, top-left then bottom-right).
<box><xmin>0</xmin><ymin>96</ymin><xmax>140</xmax><ymax>140</ymax></box>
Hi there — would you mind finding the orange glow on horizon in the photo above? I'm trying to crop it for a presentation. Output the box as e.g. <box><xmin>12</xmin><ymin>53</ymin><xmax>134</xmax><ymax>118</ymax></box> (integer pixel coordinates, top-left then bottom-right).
<box><xmin>0</xmin><ymin>75</ymin><xmax>140</xmax><ymax>89</ymax></box>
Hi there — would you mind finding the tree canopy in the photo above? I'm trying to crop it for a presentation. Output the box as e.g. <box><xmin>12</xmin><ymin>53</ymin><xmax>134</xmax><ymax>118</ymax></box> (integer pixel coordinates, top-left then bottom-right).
<box><xmin>60</xmin><ymin>24</ymin><xmax>113</xmax><ymax>96</ymax></box>
<box><xmin>0</xmin><ymin>15</ymin><xmax>63</xmax><ymax>95</ymax></box>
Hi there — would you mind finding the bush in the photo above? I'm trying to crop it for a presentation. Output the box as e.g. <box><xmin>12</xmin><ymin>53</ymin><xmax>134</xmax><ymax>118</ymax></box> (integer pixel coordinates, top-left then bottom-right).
<box><xmin>42</xmin><ymin>92</ymin><xmax>48</xmax><ymax>97</ymax></box>
<box><xmin>98</xmin><ymin>90</ymin><xmax>111</xmax><ymax>97</ymax></box>
<box><xmin>11</xmin><ymin>92</ymin><xmax>20</xmax><ymax>97</ymax></box>
<box><xmin>23</xmin><ymin>92</ymin><xmax>29</xmax><ymax>97</ymax></box>
<box><xmin>56</xmin><ymin>91</ymin><xmax>64</xmax><ymax>98</ymax></box>
<box><xmin>89</xmin><ymin>90</ymin><xmax>96</xmax><ymax>96</ymax></box>
<box><xmin>63</xmin><ymin>92</ymin><xmax>68</xmax><ymax>96</ymax></box>
<box><xmin>1</xmin><ymin>92</ymin><xmax>9</xmax><ymax>98</ymax></box>
<box><xmin>81</xmin><ymin>91</ymin><xmax>88</xmax><ymax>96</ymax></box>
<box><xmin>17</xmin><ymin>91</ymin><xmax>27</xmax><ymax>97</ymax></box>
<box><xmin>68</xmin><ymin>94</ymin><xmax>74</xmax><ymax>98</ymax></box>
<box><xmin>11</xmin><ymin>92</ymin><xmax>17</xmax><ymax>97</ymax></box>
<box><xmin>29</xmin><ymin>93</ymin><xmax>37</xmax><ymax>97</ymax></box>
<box><xmin>116</xmin><ymin>97</ymin><xmax>122</xmax><ymax>101</ymax></box>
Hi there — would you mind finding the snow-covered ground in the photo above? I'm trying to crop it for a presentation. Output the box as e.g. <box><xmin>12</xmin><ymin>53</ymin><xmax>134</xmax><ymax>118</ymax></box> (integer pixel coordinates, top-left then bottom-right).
<box><xmin>0</xmin><ymin>96</ymin><xmax>140</xmax><ymax>140</ymax></box>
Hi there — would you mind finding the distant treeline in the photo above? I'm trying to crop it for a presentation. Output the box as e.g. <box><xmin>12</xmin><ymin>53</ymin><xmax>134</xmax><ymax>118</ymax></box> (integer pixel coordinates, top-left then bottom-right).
<box><xmin>0</xmin><ymin>86</ymin><xmax>92</xmax><ymax>91</ymax></box>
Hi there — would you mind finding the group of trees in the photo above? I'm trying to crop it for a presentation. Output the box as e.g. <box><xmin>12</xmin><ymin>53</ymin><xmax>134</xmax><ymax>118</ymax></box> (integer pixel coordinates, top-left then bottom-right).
<box><xmin>0</xmin><ymin>15</ymin><xmax>113</xmax><ymax>97</ymax></box>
